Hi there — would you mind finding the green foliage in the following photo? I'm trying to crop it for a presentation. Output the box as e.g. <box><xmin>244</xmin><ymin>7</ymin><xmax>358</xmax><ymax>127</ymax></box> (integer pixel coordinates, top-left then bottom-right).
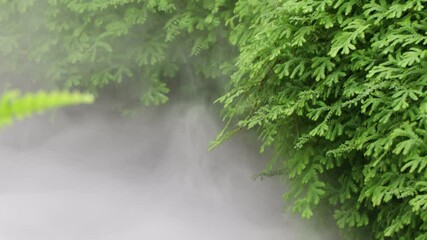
<box><xmin>0</xmin><ymin>90</ymin><xmax>94</xmax><ymax>128</ymax></box>
<box><xmin>215</xmin><ymin>0</ymin><xmax>427</xmax><ymax>239</ymax></box>
<box><xmin>2</xmin><ymin>0</ymin><xmax>427</xmax><ymax>239</ymax></box>
<box><xmin>0</xmin><ymin>0</ymin><xmax>236</xmax><ymax>107</ymax></box>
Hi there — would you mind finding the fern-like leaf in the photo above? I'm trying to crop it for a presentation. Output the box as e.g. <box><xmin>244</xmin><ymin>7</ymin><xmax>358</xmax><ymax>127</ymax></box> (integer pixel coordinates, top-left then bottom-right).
<box><xmin>0</xmin><ymin>90</ymin><xmax>94</xmax><ymax>128</ymax></box>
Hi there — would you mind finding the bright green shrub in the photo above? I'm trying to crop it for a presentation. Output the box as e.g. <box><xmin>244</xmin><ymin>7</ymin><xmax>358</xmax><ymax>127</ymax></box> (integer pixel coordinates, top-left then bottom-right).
<box><xmin>0</xmin><ymin>90</ymin><xmax>94</xmax><ymax>128</ymax></box>
<box><xmin>215</xmin><ymin>0</ymin><xmax>427</xmax><ymax>239</ymax></box>
<box><xmin>0</xmin><ymin>0</ymin><xmax>236</xmax><ymax>106</ymax></box>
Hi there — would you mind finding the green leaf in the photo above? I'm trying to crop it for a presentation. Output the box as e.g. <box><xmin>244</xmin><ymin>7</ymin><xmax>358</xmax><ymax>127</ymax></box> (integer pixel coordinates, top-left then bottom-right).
<box><xmin>0</xmin><ymin>90</ymin><xmax>94</xmax><ymax>129</ymax></box>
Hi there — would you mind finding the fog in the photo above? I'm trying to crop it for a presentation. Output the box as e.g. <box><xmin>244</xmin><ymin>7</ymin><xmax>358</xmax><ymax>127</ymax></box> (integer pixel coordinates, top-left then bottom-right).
<box><xmin>0</xmin><ymin>102</ymin><xmax>339</xmax><ymax>240</ymax></box>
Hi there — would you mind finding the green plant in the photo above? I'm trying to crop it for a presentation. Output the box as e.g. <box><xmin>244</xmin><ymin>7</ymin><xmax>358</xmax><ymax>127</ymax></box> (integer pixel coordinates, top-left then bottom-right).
<box><xmin>1</xmin><ymin>0</ymin><xmax>426</xmax><ymax>239</ymax></box>
<box><xmin>0</xmin><ymin>0</ymin><xmax>236</xmax><ymax>108</ymax></box>
<box><xmin>0</xmin><ymin>90</ymin><xmax>94</xmax><ymax>128</ymax></box>
<box><xmin>214</xmin><ymin>0</ymin><xmax>427</xmax><ymax>239</ymax></box>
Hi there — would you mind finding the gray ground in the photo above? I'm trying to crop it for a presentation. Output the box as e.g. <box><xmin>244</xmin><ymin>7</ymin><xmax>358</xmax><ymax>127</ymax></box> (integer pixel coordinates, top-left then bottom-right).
<box><xmin>0</xmin><ymin>102</ymin><xmax>339</xmax><ymax>240</ymax></box>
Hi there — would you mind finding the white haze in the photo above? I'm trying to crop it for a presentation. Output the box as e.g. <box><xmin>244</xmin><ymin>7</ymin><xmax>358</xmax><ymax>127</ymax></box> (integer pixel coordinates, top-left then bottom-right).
<box><xmin>0</xmin><ymin>102</ymin><xmax>339</xmax><ymax>240</ymax></box>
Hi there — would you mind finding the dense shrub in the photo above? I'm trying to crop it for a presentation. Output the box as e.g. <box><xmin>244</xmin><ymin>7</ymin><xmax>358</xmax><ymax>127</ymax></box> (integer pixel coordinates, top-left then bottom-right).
<box><xmin>0</xmin><ymin>0</ymin><xmax>236</xmax><ymax>107</ymax></box>
<box><xmin>215</xmin><ymin>0</ymin><xmax>427</xmax><ymax>239</ymax></box>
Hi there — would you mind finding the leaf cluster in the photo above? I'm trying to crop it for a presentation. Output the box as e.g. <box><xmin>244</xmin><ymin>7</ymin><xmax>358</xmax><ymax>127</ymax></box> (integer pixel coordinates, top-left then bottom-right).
<box><xmin>215</xmin><ymin>0</ymin><xmax>427</xmax><ymax>239</ymax></box>
<box><xmin>0</xmin><ymin>0</ymin><xmax>236</xmax><ymax>107</ymax></box>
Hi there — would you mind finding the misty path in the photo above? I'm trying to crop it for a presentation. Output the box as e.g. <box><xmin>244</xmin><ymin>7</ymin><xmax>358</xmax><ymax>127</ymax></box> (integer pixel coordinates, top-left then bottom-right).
<box><xmin>0</xmin><ymin>103</ymin><xmax>338</xmax><ymax>240</ymax></box>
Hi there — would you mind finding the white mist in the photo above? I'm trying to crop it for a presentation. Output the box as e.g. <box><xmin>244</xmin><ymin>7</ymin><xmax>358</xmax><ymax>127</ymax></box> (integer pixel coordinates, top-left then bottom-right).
<box><xmin>0</xmin><ymin>103</ymin><xmax>338</xmax><ymax>240</ymax></box>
